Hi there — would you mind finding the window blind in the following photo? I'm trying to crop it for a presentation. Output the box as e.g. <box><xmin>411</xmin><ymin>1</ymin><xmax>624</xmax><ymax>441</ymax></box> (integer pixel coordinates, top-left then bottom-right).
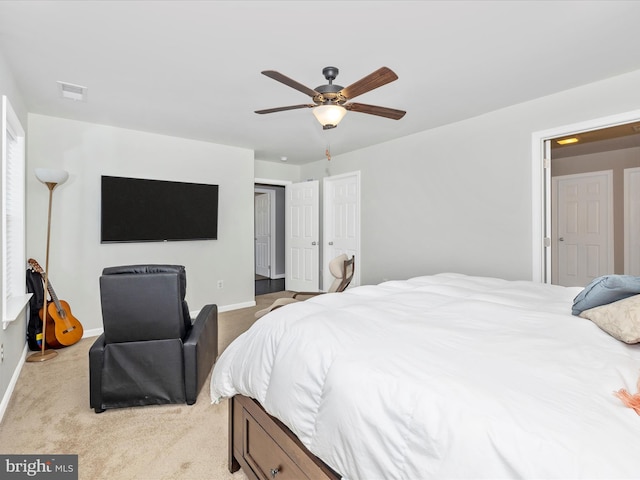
<box><xmin>2</xmin><ymin>95</ymin><xmax>28</xmax><ymax>325</ymax></box>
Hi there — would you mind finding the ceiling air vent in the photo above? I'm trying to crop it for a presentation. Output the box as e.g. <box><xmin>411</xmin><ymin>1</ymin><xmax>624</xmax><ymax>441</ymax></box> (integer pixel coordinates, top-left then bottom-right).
<box><xmin>57</xmin><ymin>81</ymin><xmax>87</xmax><ymax>102</ymax></box>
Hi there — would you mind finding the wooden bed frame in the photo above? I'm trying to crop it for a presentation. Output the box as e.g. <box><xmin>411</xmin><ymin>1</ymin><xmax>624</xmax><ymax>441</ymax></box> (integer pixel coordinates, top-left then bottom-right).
<box><xmin>229</xmin><ymin>394</ymin><xmax>341</xmax><ymax>480</ymax></box>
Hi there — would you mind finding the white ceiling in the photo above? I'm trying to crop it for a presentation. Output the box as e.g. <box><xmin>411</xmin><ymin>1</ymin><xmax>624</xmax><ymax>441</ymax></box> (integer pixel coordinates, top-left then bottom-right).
<box><xmin>1</xmin><ymin>1</ymin><xmax>640</xmax><ymax>165</ymax></box>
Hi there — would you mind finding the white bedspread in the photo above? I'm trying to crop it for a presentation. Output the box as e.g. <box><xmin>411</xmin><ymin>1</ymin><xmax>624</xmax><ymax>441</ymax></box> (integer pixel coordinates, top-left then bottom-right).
<box><xmin>211</xmin><ymin>273</ymin><xmax>640</xmax><ymax>479</ymax></box>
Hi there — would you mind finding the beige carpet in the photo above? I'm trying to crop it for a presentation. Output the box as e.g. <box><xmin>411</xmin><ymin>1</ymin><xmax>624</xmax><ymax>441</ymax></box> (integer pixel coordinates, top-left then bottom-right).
<box><xmin>0</xmin><ymin>291</ymin><xmax>293</xmax><ymax>480</ymax></box>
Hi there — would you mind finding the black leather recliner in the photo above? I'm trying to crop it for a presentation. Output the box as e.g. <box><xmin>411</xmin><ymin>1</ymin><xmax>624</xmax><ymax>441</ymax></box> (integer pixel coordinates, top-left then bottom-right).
<box><xmin>89</xmin><ymin>265</ymin><xmax>218</xmax><ymax>413</ymax></box>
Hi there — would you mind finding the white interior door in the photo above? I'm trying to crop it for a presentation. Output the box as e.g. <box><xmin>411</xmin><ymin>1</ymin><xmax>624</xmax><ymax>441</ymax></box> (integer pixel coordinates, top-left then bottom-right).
<box><xmin>285</xmin><ymin>181</ymin><xmax>319</xmax><ymax>292</ymax></box>
<box><xmin>254</xmin><ymin>192</ymin><xmax>271</xmax><ymax>277</ymax></box>
<box><xmin>625</xmin><ymin>167</ymin><xmax>640</xmax><ymax>275</ymax></box>
<box><xmin>553</xmin><ymin>170</ymin><xmax>613</xmax><ymax>287</ymax></box>
<box><xmin>323</xmin><ymin>171</ymin><xmax>360</xmax><ymax>290</ymax></box>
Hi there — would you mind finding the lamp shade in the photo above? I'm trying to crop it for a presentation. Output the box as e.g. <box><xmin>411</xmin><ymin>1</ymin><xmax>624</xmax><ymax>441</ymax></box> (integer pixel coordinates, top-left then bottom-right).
<box><xmin>313</xmin><ymin>105</ymin><xmax>347</xmax><ymax>129</ymax></box>
<box><xmin>35</xmin><ymin>168</ymin><xmax>69</xmax><ymax>185</ymax></box>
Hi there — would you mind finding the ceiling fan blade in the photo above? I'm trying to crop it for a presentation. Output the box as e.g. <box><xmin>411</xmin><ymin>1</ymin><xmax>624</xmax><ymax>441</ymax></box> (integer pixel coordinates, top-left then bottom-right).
<box><xmin>255</xmin><ymin>104</ymin><xmax>315</xmax><ymax>114</ymax></box>
<box><xmin>345</xmin><ymin>102</ymin><xmax>406</xmax><ymax>120</ymax></box>
<box><xmin>340</xmin><ymin>67</ymin><xmax>399</xmax><ymax>100</ymax></box>
<box><xmin>261</xmin><ymin>70</ymin><xmax>320</xmax><ymax>98</ymax></box>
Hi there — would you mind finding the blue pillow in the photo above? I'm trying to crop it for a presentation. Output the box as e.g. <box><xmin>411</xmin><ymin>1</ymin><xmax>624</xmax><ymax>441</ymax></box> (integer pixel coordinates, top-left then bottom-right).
<box><xmin>572</xmin><ymin>275</ymin><xmax>640</xmax><ymax>315</ymax></box>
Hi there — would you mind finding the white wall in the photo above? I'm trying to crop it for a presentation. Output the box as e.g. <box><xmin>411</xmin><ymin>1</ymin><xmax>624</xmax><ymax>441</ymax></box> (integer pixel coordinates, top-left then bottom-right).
<box><xmin>254</xmin><ymin>159</ymin><xmax>301</xmax><ymax>183</ymax></box>
<box><xmin>26</xmin><ymin>114</ymin><xmax>256</xmax><ymax>334</ymax></box>
<box><xmin>300</xmin><ymin>69</ymin><xmax>640</xmax><ymax>286</ymax></box>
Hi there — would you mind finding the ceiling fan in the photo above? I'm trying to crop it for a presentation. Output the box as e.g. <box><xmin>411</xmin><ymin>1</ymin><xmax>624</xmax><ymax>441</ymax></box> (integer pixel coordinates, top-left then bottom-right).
<box><xmin>255</xmin><ymin>66</ymin><xmax>406</xmax><ymax>130</ymax></box>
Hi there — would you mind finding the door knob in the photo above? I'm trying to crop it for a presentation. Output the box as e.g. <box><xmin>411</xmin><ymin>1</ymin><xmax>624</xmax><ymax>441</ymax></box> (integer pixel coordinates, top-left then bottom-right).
<box><xmin>312</xmin><ymin>241</ymin><xmax>317</xmax><ymax>245</ymax></box>
<box><xmin>328</xmin><ymin>241</ymin><xmax>334</xmax><ymax>245</ymax></box>
<box><xmin>559</xmin><ymin>237</ymin><xmax>564</xmax><ymax>242</ymax></box>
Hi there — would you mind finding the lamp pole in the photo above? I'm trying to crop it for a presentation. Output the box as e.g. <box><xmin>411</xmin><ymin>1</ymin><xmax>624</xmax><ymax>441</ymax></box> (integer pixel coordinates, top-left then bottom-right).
<box><xmin>26</xmin><ymin>169</ymin><xmax>68</xmax><ymax>363</ymax></box>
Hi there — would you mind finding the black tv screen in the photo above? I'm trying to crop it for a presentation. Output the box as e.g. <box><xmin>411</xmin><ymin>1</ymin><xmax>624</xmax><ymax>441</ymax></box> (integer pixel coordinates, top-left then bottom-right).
<box><xmin>101</xmin><ymin>176</ymin><xmax>219</xmax><ymax>243</ymax></box>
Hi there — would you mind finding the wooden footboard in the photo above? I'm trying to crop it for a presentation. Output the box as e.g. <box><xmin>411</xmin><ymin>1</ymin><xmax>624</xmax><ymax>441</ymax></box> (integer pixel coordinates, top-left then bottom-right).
<box><xmin>229</xmin><ymin>395</ymin><xmax>341</xmax><ymax>480</ymax></box>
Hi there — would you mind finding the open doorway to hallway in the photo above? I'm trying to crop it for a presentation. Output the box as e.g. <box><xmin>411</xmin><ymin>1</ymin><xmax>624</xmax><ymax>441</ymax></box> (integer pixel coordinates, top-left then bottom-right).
<box><xmin>254</xmin><ymin>183</ymin><xmax>286</xmax><ymax>294</ymax></box>
<box><xmin>549</xmin><ymin>121</ymin><xmax>640</xmax><ymax>286</ymax></box>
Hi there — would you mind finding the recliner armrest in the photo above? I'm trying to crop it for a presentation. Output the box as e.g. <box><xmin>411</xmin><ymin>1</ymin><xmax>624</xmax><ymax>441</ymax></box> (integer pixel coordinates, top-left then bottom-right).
<box><xmin>183</xmin><ymin>304</ymin><xmax>218</xmax><ymax>404</ymax></box>
<box><xmin>292</xmin><ymin>291</ymin><xmax>324</xmax><ymax>299</ymax></box>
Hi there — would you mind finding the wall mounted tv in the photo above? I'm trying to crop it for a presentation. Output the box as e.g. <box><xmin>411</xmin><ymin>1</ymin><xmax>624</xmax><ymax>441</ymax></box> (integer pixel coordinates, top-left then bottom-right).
<box><xmin>101</xmin><ymin>175</ymin><xmax>219</xmax><ymax>243</ymax></box>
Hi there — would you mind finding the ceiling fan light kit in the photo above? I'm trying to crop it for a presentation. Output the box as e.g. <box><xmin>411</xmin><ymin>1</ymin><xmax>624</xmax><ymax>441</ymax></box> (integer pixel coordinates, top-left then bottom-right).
<box><xmin>313</xmin><ymin>104</ymin><xmax>347</xmax><ymax>130</ymax></box>
<box><xmin>255</xmin><ymin>66</ymin><xmax>405</xmax><ymax>129</ymax></box>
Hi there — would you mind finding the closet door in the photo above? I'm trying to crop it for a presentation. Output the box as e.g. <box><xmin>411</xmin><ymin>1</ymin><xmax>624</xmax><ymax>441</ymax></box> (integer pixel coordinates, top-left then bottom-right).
<box><xmin>323</xmin><ymin>172</ymin><xmax>360</xmax><ymax>290</ymax></box>
<box><xmin>285</xmin><ymin>181</ymin><xmax>319</xmax><ymax>292</ymax></box>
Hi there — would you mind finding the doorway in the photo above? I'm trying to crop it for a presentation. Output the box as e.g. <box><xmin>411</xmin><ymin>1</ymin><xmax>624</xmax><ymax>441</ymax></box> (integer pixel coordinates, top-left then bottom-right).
<box><xmin>532</xmin><ymin>111</ymin><xmax>640</xmax><ymax>285</ymax></box>
<box><xmin>254</xmin><ymin>182</ymin><xmax>286</xmax><ymax>295</ymax></box>
<box><xmin>254</xmin><ymin>188</ymin><xmax>274</xmax><ymax>278</ymax></box>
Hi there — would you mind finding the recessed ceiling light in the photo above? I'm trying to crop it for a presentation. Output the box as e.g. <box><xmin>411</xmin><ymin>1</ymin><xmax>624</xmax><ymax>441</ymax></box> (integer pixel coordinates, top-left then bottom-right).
<box><xmin>556</xmin><ymin>137</ymin><xmax>579</xmax><ymax>145</ymax></box>
<box><xmin>280</xmin><ymin>156</ymin><xmax>288</xmax><ymax>162</ymax></box>
<box><xmin>57</xmin><ymin>81</ymin><xmax>87</xmax><ymax>102</ymax></box>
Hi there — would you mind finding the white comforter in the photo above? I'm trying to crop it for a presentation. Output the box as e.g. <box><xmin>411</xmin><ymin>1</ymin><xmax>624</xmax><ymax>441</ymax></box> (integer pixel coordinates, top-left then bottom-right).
<box><xmin>210</xmin><ymin>273</ymin><xmax>640</xmax><ymax>479</ymax></box>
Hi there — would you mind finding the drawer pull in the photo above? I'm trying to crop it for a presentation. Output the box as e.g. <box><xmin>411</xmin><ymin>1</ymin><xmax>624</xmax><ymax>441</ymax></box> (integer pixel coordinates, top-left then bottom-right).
<box><xmin>270</xmin><ymin>468</ymin><xmax>280</xmax><ymax>478</ymax></box>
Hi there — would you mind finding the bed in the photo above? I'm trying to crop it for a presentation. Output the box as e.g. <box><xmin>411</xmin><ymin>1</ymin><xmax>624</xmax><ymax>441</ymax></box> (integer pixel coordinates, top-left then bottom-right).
<box><xmin>210</xmin><ymin>273</ymin><xmax>640</xmax><ymax>479</ymax></box>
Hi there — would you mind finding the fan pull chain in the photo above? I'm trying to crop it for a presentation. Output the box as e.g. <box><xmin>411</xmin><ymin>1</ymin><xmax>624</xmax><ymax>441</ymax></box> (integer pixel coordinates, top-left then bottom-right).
<box><xmin>325</xmin><ymin>145</ymin><xmax>331</xmax><ymax>161</ymax></box>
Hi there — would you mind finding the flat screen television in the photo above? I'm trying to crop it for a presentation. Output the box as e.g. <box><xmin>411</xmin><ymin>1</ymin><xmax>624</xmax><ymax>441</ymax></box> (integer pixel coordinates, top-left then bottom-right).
<box><xmin>101</xmin><ymin>175</ymin><xmax>219</xmax><ymax>243</ymax></box>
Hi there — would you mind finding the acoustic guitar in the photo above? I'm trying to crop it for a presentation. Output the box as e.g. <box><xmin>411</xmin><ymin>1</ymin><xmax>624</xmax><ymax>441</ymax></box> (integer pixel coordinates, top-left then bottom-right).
<box><xmin>28</xmin><ymin>258</ymin><xmax>83</xmax><ymax>348</ymax></box>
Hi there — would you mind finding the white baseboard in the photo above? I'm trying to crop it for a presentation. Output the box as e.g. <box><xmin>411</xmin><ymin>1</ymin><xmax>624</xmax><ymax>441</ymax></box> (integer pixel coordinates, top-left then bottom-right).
<box><xmin>191</xmin><ymin>301</ymin><xmax>256</xmax><ymax>316</ymax></box>
<box><xmin>217</xmin><ymin>300</ymin><xmax>256</xmax><ymax>313</ymax></box>
<box><xmin>0</xmin><ymin>343</ymin><xmax>28</xmax><ymax>424</ymax></box>
<box><xmin>83</xmin><ymin>327</ymin><xmax>103</xmax><ymax>338</ymax></box>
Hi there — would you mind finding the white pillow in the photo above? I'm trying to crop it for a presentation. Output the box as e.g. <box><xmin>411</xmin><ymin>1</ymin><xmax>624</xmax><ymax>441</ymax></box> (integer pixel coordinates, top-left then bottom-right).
<box><xmin>579</xmin><ymin>294</ymin><xmax>640</xmax><ymax>344</ymax></box>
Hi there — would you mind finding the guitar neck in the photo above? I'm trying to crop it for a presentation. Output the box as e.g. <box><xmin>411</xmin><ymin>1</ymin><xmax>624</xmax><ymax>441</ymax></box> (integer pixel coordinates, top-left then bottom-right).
<box><xmin>28</xmin><ymin>259</ymin><xmax>65</xmax><ymax>315</ymax></box>
<box><xmin>45</xmin><ymin>280</ymin><xmax>64</xmax><ymax>314</ymax></box>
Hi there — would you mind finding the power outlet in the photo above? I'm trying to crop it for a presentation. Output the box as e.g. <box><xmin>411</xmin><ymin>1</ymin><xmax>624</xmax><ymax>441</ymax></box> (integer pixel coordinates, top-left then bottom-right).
<box><xmin>1</xmin><ymin>343</ymin><xmax>4</xmax><ymax>363</ymax></box>
<box><xmin>217</xmin><ymin>280</ymin><xmax>224</xmax><ymax>289</ymax></box>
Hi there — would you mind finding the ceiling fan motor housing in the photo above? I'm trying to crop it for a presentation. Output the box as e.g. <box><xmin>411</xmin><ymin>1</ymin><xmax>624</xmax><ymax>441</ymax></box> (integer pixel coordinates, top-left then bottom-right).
<box><xmin>314</xmin><ymin>66</ymin><xmax>345</xmax><ymax>105</ymax></box>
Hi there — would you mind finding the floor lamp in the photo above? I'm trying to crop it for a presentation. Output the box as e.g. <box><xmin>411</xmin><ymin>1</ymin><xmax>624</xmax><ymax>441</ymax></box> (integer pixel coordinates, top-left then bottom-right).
<box><xmin>26</xmin><ymin>168</ymin><xmax>69</xmax><ymax>363</ymax></box>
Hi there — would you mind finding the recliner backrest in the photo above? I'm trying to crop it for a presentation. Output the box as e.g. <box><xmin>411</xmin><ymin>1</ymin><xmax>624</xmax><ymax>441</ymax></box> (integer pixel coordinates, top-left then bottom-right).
<box><xmin>327</xmin><ymin>254</ymin><xmax>355</xmax><ymax>293</ymax></box>
<box><xmin>100</xmin><ymin>264</ymin><xmax>191</xmax><ymax>344</ymax></box>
